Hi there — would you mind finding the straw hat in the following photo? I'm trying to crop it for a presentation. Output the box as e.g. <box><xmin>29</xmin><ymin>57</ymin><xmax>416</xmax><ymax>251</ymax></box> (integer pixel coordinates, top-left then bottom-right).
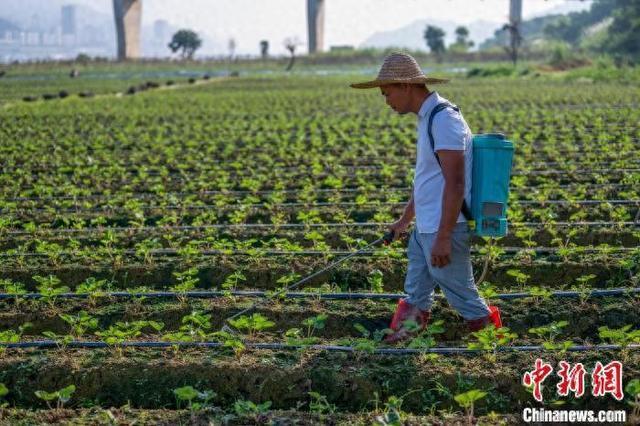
<box><xmin>350</xmin><ymin>52</ymin><xmax>449</xmax><ymax>89</ymax></box>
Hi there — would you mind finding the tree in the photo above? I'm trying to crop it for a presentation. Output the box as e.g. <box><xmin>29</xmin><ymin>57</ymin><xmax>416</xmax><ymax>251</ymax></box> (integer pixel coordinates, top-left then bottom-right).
<box><xmin>424</xmin><ymin>25</ymin><xmax>446</xmax><ymax>59</ymax></box>
<box><xmin>260</xmin><ymin>40</ymin><xmax>269</xmax><ymax>59</ymax></box>
<box><xmin>603</xmin><ymin>0</ymin><xmax>640</xmax><ymax>60</ymax></box>
<box><xmin>284</xmin><ymin>37</ymin><xmax>301</xmax><ymax>71</ymax></box>
<box><xmin>450</xmin><ymin>26</ymin><xmax>474</xmax><ymax>53</ymax></box>
<box><xmin>502</xmin><ymin>23</ymin><xmax>522</xmax><ymax>66</ymax></box>
<box><xmin>168</xmin><ymin>30</ymin><xmax>202</xmax><ymax>60</ymax></box>
<box><xmin>228</xmin><ymin>38</ymin><xmax>237</xmax><ymax>60</ymax></box>
<box><xmin>543</xmin><ymin>16</ymin><xmax>582</xmax><ymax>45</ymax></box>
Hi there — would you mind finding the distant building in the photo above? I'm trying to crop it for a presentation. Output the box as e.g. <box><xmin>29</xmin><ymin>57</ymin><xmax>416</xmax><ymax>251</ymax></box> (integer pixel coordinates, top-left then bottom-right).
<box><xmin>0</xmin><ymin>18</ymin><xmax>20</xmax><ymax>45</ymax></box>
<box><xmin>42</xmin><ymin>29</ymin><xmax>62</xmax><ymax>46</ymax></box>
<box><xmin>61</xmin><ymin>5</ymin><xmax>76</xmax><ymax>35</ymax></box>
<box><xmin>154</xmin><ymin>20</ymin><xmax>170</xmax><ymax>41</ymax></box>
<box><xmin>61</xmin><ymin>5</ymin><xmax>76</xmax><ymax>46</ymax></box>
<box><xmin>149</xmin><ymin>19</ymin><xmax>171</xmax><ymax>56</ymax></box>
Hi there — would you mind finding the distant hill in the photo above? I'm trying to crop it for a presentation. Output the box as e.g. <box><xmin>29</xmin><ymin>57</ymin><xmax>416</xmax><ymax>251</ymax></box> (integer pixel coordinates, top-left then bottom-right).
<box><xmin>479</xmin><ymin>15</ymin><xmax>556</xmax><ymax>50</ymax></box>
<box><xmin>360</xmin><ymin>19</ymin><xmax>503</xmax><ymax>52</ymax></box>
<box><xmin>480</xmin><ymin>0</ymin><xmax>619</xmax><ymax>50</ymax></box>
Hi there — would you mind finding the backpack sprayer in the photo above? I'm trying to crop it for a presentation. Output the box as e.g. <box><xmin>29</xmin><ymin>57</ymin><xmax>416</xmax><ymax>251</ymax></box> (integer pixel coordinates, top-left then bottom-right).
<box><xmin>428</xmin><ymin>103</ymin><xmax>515</xmax><ymax>237</ymax></box>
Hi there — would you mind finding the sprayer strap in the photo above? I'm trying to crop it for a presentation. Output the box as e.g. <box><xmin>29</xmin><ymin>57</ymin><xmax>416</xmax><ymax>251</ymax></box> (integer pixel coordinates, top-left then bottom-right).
<box><xmin>427</xmin><ymin>102</ymin><xmax>473</xmax><ymax>221</ymax></box>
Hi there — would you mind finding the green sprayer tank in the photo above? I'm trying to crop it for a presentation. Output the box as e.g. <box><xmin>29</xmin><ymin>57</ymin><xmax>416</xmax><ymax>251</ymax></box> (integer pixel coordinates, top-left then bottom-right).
<box><xmin>470</xmin><ymin>133</ymin><xmax>514</xmax><ymax>237</ymax></box>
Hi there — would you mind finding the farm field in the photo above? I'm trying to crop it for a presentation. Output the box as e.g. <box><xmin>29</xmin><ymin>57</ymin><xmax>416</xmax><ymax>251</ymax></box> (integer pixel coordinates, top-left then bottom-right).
<box><xmin>0</xmin><ymin>66</ymin><xmax>639</xmax><ymax>424</ymax></box>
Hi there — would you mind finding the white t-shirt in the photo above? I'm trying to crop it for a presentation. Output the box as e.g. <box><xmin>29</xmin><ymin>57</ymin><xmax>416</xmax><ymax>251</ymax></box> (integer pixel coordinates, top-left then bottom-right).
<box><xmin>413</xmin><ymin>92</ymin><xmax>473</xmax><ymax>234</ymax></box>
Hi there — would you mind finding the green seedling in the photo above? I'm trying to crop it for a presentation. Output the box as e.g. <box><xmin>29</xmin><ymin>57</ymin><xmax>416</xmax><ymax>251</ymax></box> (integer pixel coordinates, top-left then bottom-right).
<box><xmin>60</xmin><ymin>310</ymin><xmax>99</xmax><ymax>338</ymax></box>
<box><xmin>134</xmin><ymin>238</ymin><xmax>161</xmax><ymax>264</ymax></box>
<box><xmin>34</xmin><ymin>384</ymin><xmax>76</xmax><ymax>410</ymax></box>
<box><xmin>625</xmin><ymin>379</ymin><xmax>640</xmax><ymax>423</ymax></box>
<box><xmin>162</xmin><ymin>311</ymin><xmax>212</xmax><ymax>343</ymax></box>
<box><xmin>304</xmin><ymin>230</ymin><xmax>329</xmax><ymax>251</ymax></box>
<box><xmin>33</xmin><ymin>275</ymin><xmax>70</xmax><ymax>309</ymax></box>
<box><xmin>347</xmin><ymin>323</ymin><xmax>386</xmax><ymax>353</ymax></box>
<box><xmin>506</xmin><ymin>269</ymin><xmax>529</xmax><ymax>287</ymax></box>
<box><xmin>171</xmin><ymin>267</ymin><xmax>200</xmax><ymax>295</ymax></box>
<box><xmin>96</xmin><ymin>320</ymin><xmax>164</xmax><ymax>355</ymax></box>
<box><xmin>264</xmin><ymin>272</ymin><xmax>300</xmax><ymax>302</ymax></box>
<box><xmin>478</xmin><ymin>281</ymin><xmax>499</xmax><ymax>303</ymax></box>
<box><xmin>515</xmin><ymin>227</ymin><xmax>536</xmax><ymax>248</ymax></box>
<box><xmin>228</xmin><ymin>313</ymin><xmax>275</xmax><ymax>339</ymax></box>
<box><xmin>173</xmin><ymin>385</ymin><xmax>216</xmax><ymax>411</ymax></box>
<box><xmin>467</xmin><ymin>325</ymin><xmax>518</xmax><ymax>362</ymax></box>
<box><xmin>528</xmin><ymin>286</ymin><xmax>553</xmax><ymax>302</ymax></box>
<box><xmin>176</xmin><ymin>240</ymin><xmax>202</xmax><ymax>265</ymax></box>
<box><xmin>284</xmin><ymin>327</ymin><xmax>316</xmax><ymax>346</ymax></box>
<box><xmin>75</xmin><ymin>277</ymin><xmax>110</xmax><ymax>306</ymax></box>
<box><xmin>571</xmin><ymin>273</ymin><xmax>597</xmax><ymax>305</ymax></box>
<box><xmin>454</xmin><ymin>389</ymin><xmax>487</xmax><ymax>426</ymax></box>
<box><xmin>41</xmin><ymin>331</ymin><xmax>74</xmax><ymax>348</ymax></box>
<box><xmin>598</xmin><ymin>325</ymin><xmax>640</xmax><ymax>348</ymax></box>
<box><xmin>42</xmin><ymin>309</ymin><xmax>98</xmax><ymax>348</ymax></box>
<box><xmin>0</xmin><ymin>322</ymin><xmax>31</xmax><ymax>355</ymax></box>
<box><xmin>341</xmin><ymin>233</ymin><xmax>366</xmax><ymax>250</ymax></box>
<box><xmin>476</xmin><ymin>239</ymin><xmax>506</xmax><ymax>283</ymax></box>
<box><xmin>0</xmin><ymin>279</ymin><xmax>27</xmax><ymax>309</ymax></box>
<box><xmin>233</xmin><ymin>399</ymin><xmax>272</xmax><ymax>421</ymax></box>
<box><xmin>408</xmin><ymin>320</ymin><xmax>445</xmax><ymax>350</ymax></box>
<box><xmin>210</xmin><ymin>330</ymin><xmax>246</xmax><ymax>358</ymax></box>
<box><xmin>367</xmin><ymin>269</ymin><xmax>385</xmax><ymax>294</ymax></box>
<box><xmin>308</xmin><ymin>391</ymin><xmax>336</xmax><ymax>416</ymax></box>
<box><xmin>222</xmin><ymin>271</ymin><xmax>246</xmax><ymax>298</ymax></box>
<box><xmin>0</xmin><ymin>383</ymin><xmax>8</xmax><ymax>408</ymax></box>
<box><xmin>374</xmin><ymin>390</ymin><xmax>421</xmax><ymax>426</ymax></box>
<box><xmin>34</xmin><ymin>240</ymin><xmax>64</xmax><ymax>266</ymax></box>
<box><xmin>529</xmin><ymin>320</ymin><xmax>573</xmax><ymax>353</ymax></box>
<box><xmin>302</xmin><ymin>314</ymin><xmax>327</xmax><ymax>339</ymax></box>
<box><xmin>297</xmin><ymin>209</ymin><xmax>321</xmax><ymax>225</ymax></box>
<box><xmin>375</xmin><ymin>396</ymin><xmax>403</xmax><ymax>426</ymax></box>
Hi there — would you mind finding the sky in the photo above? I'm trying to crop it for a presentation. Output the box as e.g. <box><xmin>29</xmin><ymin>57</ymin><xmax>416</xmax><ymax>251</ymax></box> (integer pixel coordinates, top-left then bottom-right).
<box><xmin>57</xmin><ymin>0</ymin><xmax>593</xmax><ymax>55</ymax></box>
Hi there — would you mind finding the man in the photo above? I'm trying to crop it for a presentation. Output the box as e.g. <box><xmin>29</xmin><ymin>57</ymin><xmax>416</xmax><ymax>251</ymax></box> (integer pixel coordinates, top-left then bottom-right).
<box><xmin>350</xmin><ymin>52</ymin><xmax>501</xmax><ymax>343</ymax></box>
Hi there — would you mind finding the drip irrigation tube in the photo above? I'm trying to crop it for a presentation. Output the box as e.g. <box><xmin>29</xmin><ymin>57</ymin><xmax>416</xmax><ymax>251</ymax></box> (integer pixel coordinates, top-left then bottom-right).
<box><xmin>3</xmin><ymin>340</ymin><xmax>639</xmax><ymax>355</ymax></box>
<box><xmin>1</xmin><ymin>287</ymin><xmax>638</xmax><ymax>301</ymax></box>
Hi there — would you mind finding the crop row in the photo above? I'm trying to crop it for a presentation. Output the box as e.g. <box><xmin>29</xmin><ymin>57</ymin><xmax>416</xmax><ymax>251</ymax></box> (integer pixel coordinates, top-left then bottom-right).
<box><xmin>0</xmin><ymin>250</ymin><xmax>637</xmax><ymax>292</ymax></box>
<box><xmin>2</xmin><ymin>222</ymin><xmax>638</xmax><ymax>249</ymax></box>
<box><xmin>1</xmin><ymin>347</ymin><xmax>636</xmax><ymax>416</ymax></box>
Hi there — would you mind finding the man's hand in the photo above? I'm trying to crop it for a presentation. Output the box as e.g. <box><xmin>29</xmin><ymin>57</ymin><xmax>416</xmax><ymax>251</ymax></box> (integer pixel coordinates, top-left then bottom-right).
<box><xmin>431</xmin><ymin>234</ymin><xmax>452</xmax><ymax>267</ymax></box>
<box><xmin>387</xmin><ymin>218</ymin><xmax>411</xmax><ymax>244</ymax></box>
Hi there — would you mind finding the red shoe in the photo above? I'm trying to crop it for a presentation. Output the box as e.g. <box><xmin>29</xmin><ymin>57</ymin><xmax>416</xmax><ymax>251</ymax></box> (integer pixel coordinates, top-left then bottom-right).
<box><xmin>466</xmin><ymin>306</ymin><xmax>503</xmax><ymax>333</ymax></box>
<box><xmin>384</xmin><ymin>299</ymin><xmax>430</xmax><ymax>344</ymax></box>
<box><xmin>489</xmin><ymin>305</ymin><xmax>502</xmax><ymax>328</ymax></box>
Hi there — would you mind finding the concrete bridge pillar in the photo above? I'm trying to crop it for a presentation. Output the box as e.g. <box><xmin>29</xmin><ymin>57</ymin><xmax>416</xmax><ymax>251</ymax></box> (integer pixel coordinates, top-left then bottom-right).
<box><xmin>113</xmin><ymin>0</ymin><xmax>142</xmax><ymax>60</ymax></box>
<box><xmin>510</xmin><ymin>0</ymin><xmax>522</xmax><ymax>28</ymax></box>
<box><xmin>307</xmin><ymin>0</ymin><xmax>325</xmax><ymax>54</ymax></box>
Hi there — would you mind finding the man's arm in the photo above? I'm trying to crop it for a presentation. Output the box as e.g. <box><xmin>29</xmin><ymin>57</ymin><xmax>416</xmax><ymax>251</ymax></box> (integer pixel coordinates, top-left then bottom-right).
<box><xmin>431</xmin><ymin>149</ymin><xmax>466</xmax><ymax>267</ymax></box>
<box><xmin>387</xmin><ymin>187</ymin><xmax>415</xmax><ymax>243</ymax></box>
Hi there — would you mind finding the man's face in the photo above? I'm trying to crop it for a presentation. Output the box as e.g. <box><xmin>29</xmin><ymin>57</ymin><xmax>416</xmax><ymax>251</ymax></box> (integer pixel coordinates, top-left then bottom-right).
<box><xmin>380</xmin><ymin>84</ymin><xmax>410</xmax><ymax>114</ymax></box>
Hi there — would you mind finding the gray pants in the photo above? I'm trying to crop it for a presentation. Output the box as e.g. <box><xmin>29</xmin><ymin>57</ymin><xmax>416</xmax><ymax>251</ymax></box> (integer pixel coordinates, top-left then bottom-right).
<box><xmin>404</xmin><ymin>222</ymin><xmax>490</xmax><ymax>321</ymax></box>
